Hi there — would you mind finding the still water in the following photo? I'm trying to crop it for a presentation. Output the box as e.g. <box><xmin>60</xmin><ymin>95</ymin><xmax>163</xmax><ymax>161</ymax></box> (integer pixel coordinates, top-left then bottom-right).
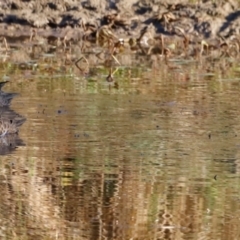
<box><xmin>1</xmin><ymin>62</ymin><xmax>240</xmax><ymax>239</ymax></box>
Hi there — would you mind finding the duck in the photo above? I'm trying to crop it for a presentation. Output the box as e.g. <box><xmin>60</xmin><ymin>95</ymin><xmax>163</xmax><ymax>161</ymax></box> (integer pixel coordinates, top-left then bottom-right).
<box><xmin>0</xmin><ymin>133</ymin><xmax>25</xmax><ymax>155</ymax></box>
<box><xmin>0</xmin><ymin>92</ymin><xmax>18</xmax><ymax>107</ymax></box>
<box><xmin>0</xmin><ymin>118</ymin><xmax>25</xmax><ymax>136</ymax></box>
<box><xmin>0</xmin><ymin>81</ymin><xmax>18</xmax><ymax>107</ymax></box>
<box><xmin>0</xmin><ymin>108</ymin><xmax>26</xmax><ymax>137</ymax></box>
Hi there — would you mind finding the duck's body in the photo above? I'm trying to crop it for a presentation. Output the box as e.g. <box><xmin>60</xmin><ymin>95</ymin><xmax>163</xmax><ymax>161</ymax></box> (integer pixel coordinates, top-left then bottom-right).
<box><xmin>0</xmin><ymin>107</ymin><xmax>26</xmax><ymax>137</ymax></box>
<box><xmin>0</xmin><ymin>107</ymin><xmax>26</xmax><ymax>136</ymax></box>
<box><xmin>0</xmin><ymin>81</ymin><xmax>18</xmax><ymax>107</ymax></box>
<box><xmin>0</xmin><ymin>92</ymin><xmax>18</xmax><ymax>107</ymax></box>
<box><xmin>0</xmin><ymin>82</ymin><xmax>8</xmax><ymax>90</ymax></box>
<box><xmin>0</xmin><ymin>133</ymin><xmax>24</xmax><ymax>155</ymax></box>
<box><xmin>0</xmin><ymin>118</ymin><xmax>25</xmax><ymax>136</ymax></box>
<box><xmin>0</xmin><ymin>83</ymin><xmax>26</xmax><ymax>137</ymax></box>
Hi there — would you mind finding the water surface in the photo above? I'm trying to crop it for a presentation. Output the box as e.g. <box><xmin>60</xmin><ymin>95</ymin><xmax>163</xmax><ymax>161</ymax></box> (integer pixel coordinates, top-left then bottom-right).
<box><xmin>1</xmin><ymin>62</ymin><xmax>240</xmax><ymax>239</ymax></box>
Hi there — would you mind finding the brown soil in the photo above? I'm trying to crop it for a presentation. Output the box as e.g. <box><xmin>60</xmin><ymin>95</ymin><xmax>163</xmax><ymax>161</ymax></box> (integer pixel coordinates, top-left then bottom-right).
<box><xmin>1</xmin><ymin>0</ymin><xmax>240</xmax><ymax>38</ymax></box>
<box><xmin>1</xmin><ymin>0</ymin><xmax>240</xmax><ymax>68</ymax></box>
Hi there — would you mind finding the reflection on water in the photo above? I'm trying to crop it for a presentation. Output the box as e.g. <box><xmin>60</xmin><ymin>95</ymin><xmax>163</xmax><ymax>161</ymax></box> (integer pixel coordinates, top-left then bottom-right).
<box><xmin>1</xmin><ymin>65</ymin><xmax>240</xmax><ymax>239</ymax></box>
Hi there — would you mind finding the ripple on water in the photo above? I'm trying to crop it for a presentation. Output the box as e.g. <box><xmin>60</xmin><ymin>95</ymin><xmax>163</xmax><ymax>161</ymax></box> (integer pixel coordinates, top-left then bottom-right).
<box><xmin>1</xmin><ymin>68</ymin><xmax>240</xmax><ymax>239</ymax></box>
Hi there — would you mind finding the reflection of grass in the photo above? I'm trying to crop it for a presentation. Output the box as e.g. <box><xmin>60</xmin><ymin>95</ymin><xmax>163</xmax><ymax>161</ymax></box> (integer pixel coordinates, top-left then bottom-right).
<box><xmin>59</xmin><ymin>157</ymin><xmax>85</xmax><ymax>185</ymax></box>
<box><xmin>2</xmin><ymin>31</ymin><xmax>240</xmax><ymax>240</ymax></box>
<box><xmin>148</xmin><ymin>193</ymin><xmax>160</xmax><ymax>226</ymax></box>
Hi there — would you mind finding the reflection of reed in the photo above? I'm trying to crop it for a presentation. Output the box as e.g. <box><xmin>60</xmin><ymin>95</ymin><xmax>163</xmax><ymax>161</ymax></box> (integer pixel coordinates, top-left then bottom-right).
<box><xmin>2</xmin><ymin>78</ymin><xmax>240</xmax><ymax>239</ymax></box>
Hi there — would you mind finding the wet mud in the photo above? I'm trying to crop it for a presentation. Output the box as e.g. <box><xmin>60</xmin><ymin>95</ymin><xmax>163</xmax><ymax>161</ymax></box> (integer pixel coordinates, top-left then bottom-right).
<box><xmin>0</xmin><ymin>0</ymin><xmax>240</xmax><ymax>56</ymax></box>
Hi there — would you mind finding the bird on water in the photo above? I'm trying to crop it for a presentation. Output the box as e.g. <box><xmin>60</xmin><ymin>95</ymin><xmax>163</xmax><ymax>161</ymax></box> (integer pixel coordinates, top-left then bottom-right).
<box><xmin>0</xmin><ymin>81</ymin><xmax>18</xmax><ymax>107</ymax></box>
<box><xmin>0</xmin><ymin>107</ymin><xmax>26</xmax><ymax>137</ymax></box>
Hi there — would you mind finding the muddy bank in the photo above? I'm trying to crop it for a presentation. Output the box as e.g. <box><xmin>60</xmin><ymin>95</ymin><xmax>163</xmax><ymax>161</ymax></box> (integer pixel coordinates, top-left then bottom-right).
<box><xmin>0</xmin><ymin>0</ymin><xmax>239</xmax><ymax>73</ymax></box>
<box><xmin>1</xmin><ymin>0</ymin><xmax>240</xmax><ymax>41</ymax></box>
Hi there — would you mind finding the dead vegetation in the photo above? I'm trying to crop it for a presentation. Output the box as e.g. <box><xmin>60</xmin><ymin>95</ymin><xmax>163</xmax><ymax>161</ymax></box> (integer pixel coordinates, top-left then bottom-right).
<box><xmin>0</xmin><ymin>0</ymin><xmax>239</xmax><ymax>81</ymax></box>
